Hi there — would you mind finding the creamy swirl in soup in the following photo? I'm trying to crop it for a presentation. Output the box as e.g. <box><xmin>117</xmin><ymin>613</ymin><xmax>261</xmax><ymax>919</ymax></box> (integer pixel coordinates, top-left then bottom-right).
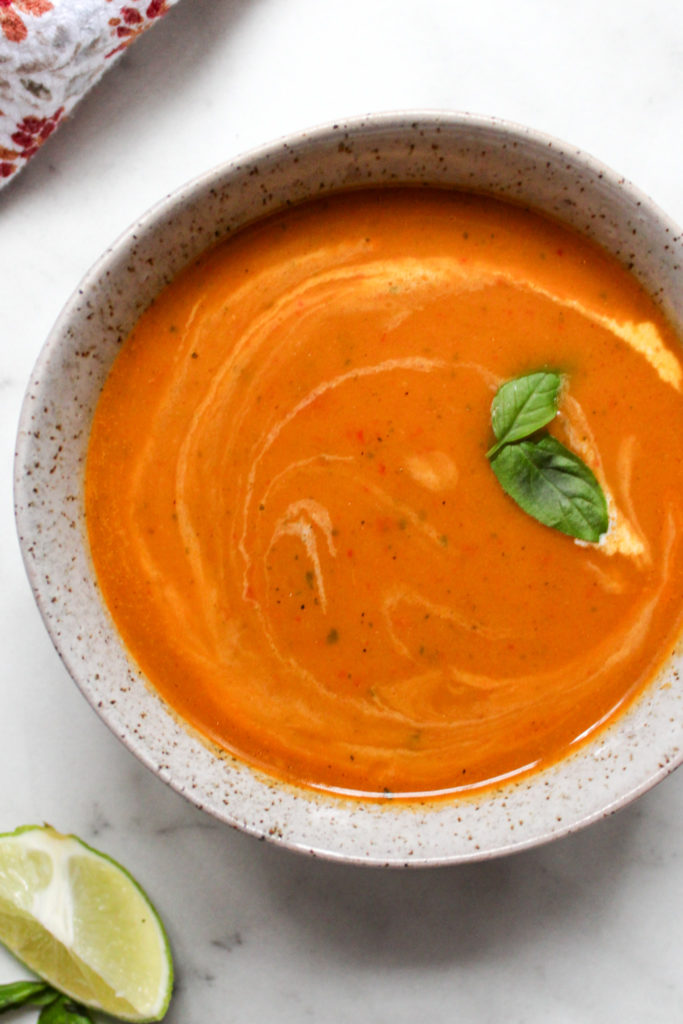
<box><xmin>86</xmin><ymin>189</ymin><xmax>683</xmax><ymax>797</ymax></box>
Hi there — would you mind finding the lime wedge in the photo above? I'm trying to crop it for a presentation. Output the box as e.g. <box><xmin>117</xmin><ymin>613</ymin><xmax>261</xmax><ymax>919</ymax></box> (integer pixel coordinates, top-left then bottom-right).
<box><xmin>0</xmin><ymin>825</ymin><xmax>173</xmax><ymax>1021</ymax></box>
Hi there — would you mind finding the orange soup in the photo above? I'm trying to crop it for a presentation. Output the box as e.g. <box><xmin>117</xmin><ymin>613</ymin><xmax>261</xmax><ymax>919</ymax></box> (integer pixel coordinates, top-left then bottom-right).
<box><xmin>85</xmin><ymin>189</ymin><xmax>683</xmax><ymax>797</ymax></box>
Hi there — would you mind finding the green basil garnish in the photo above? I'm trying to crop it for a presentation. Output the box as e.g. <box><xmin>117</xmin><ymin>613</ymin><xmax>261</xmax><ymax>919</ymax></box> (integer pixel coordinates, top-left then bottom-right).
<box><xmin>490</xmin><ymin>436</ymin><xmax>609</xmax><ymax>542</ymax></box>
<box><xmin>37</xmin><ymin>995</ymin><xmax>94</xmax><ymax>1024</ymax></box>
<box><xmin>486</xmin><ymin>371</ymin><xmax>609</xmax><ymax>543</ymax></box>
<box><xmin>0</xmin><ymin>982</ymin><xmax>93</xmax><ymax>1023</ymax></box>
<box><xmin>0</xmin><ymin>981</ymin><xmax>56</xmax><ymax>1013</ymax></box>
<box><xmin>486</xmin><ymin>371</ymin><xmax>562</xmax><ymax>458</ymax></box>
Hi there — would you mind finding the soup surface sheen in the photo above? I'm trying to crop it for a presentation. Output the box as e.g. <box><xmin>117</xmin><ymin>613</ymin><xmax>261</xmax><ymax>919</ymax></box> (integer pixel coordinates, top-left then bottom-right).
<box><xmin>86</xmin><ymin>189</ymin><xmax>683</xmax><ymax>798</ymax></box>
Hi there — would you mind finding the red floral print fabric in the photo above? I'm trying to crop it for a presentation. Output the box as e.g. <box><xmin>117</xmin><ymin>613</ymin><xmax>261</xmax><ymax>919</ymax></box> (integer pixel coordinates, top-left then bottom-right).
<box><xmin>0</xmin><ymin>0</ymin><xmax>180</xmax><ymax>186</ymax></box>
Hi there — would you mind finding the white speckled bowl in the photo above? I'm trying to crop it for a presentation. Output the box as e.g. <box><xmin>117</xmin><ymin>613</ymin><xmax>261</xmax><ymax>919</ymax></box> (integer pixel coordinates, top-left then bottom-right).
<box><xmin>14</xmin><ymin>112</ymin><xmax>683</xmax><ymax>866</ymax></box>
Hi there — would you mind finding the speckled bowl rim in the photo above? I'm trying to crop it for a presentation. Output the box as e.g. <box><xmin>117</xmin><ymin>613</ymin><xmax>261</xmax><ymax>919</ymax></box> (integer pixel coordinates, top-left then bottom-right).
<box><xmin>14</xmin><ymin>111</ymin><xmax>683</xmax><ymax>866</ymax></box>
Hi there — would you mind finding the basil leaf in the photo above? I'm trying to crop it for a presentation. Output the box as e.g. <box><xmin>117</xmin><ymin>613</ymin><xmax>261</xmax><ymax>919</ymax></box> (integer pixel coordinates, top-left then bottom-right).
<box><xmin>487</xmin><ymin>371</ymin><xmax>562</xmax><ymax>458</ymax></box>
<box><xmin>0</xmin><ymin>981</ymin><xmax>56</xmax><ymax>1013</ymax></box>
<box><xmin>490</xmin><ymin>435</ymin><xmax>609</xmax><ymax>542</ymax></box>
<box><xmin>38</xmin><ymin>995</ymin><xmax>93</xmax><ymax>1024</ymax></box>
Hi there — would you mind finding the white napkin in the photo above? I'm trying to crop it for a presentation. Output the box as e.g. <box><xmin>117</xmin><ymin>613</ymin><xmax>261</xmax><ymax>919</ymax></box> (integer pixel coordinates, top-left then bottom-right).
<box><xmin>0</xmin><ymin>0</ymin><xmax>180</xmax><ymax>188</ymax></box>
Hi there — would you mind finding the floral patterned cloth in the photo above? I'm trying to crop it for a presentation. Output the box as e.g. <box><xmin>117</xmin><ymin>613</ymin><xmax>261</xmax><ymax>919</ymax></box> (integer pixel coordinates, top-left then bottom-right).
<box><xmin>0</xmin><ymin>0</ymin><xmax>180</xmax><ymax>187</ymax></box>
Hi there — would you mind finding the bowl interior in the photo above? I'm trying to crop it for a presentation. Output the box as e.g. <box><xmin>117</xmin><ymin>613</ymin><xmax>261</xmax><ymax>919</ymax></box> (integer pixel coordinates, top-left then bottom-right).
<box><xmin>14</xmin><ymin>112</ymin><xmax>683</xmax><ymax>865</ymax></box>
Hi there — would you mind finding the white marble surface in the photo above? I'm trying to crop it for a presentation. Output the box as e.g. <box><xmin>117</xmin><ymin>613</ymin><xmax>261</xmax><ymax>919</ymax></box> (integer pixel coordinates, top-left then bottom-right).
<box><xmin>2</xmin><ymin>1</ymin><xmax>683</xmax><ymax>1020</ymax></box>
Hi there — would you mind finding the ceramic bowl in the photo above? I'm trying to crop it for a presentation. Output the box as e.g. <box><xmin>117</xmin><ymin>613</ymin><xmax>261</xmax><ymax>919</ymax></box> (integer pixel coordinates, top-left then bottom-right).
<box><xmin>14</xmin><ymin>112</ymin><xmax>683</xmax><ymax>866</ymax></box>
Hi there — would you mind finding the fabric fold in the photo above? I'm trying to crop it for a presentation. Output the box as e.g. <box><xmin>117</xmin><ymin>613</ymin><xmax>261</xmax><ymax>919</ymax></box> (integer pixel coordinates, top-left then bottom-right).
<box><xmin>0</xmin><ymin>0</ymin><xmax>180</xmax><ymax>187</ymax></box>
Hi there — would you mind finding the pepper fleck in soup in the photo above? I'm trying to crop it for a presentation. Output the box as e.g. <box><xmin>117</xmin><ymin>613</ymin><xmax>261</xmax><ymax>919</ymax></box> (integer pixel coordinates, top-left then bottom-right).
<box><xmin>85</xmin><ymin>189</ymin><xmax>683</xmax><ymax>797</ymax></box>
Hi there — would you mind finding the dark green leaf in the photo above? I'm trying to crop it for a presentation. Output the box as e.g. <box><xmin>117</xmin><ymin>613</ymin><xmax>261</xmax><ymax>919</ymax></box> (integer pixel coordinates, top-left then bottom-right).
<box><xmin>490</xmin><ymin>435</ymin><xmax>609</xmax><ymax>542</ymax></box>
<box><xmin>24</xmin><ymin>990</ymin><xmax>60</xmax><ymax>1009</ymax></box>
<box><xmin>38</xmin><ymin>995</ymin><xmax>94</xmax><ymax>1024</ymax></box>
<box><xmin>0</xmin><ymin>981</ymin><xmax>56</xmax><ymax>1013</ymax></box>
<box><xmin>487</xmin><ymin>371</ymin><xmax>562</xmax><ymax>457</ymax></box>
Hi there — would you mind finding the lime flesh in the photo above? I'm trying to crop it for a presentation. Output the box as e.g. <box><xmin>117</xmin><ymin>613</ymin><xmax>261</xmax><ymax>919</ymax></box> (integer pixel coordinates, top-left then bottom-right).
<box><xmin>0</xmin><ymin>825</ymin><xmax>173</xmax><ymax>1021</ymax></box>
